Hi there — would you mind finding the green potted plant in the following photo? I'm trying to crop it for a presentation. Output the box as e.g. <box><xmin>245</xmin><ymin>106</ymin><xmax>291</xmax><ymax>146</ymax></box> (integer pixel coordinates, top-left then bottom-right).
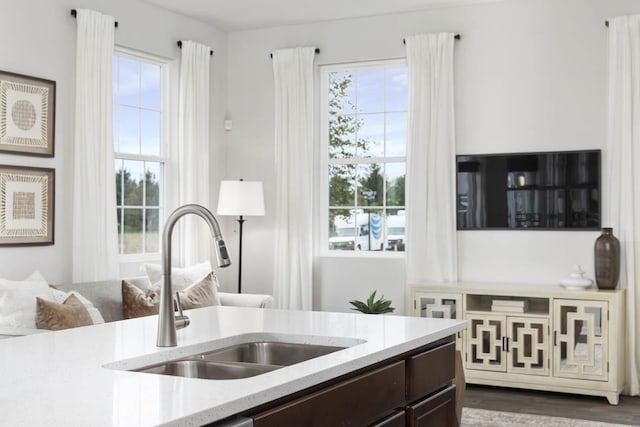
<box><xmin>349</xmin><ymin>291</ymin><xmax>395</xmax><ymax>314</ymax></box>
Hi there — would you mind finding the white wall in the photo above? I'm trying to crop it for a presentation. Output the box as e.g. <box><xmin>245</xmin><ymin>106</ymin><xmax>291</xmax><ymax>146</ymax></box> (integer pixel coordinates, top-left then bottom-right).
<box><xmin>4</xmin><ymin>0</ymin><xmax>639</xmax><ymax>308</ymax></box>
<box><xmin>0</xmin><ymin>0</ymin><xmax>228</xmax><ymax>285</ymax></box>
<box><xmin>226</xmin><ymin>0</ymin><xmax>640</xmax><ymax>313</ymax></box>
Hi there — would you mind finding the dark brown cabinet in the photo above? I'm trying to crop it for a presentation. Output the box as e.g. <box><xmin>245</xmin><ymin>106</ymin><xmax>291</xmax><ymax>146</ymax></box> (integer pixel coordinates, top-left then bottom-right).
<box><xmin>371</xmin><ymin>410</ymin><xmax>406</xmax><ymax>427</ymax></box>
<box><xmin>247</xmin><ymin>336</ymin><xmax>457</xmax><ymax>427</ymax></box>
<box><xmin>406</xmin><ymin>385</ymin><xmax>457</xmax><ymax>427</ymax></box>
<box><xmin>252</xmin><ymin>361</ymin><xmax>405</xmax><ymax>427</ymax></box>
<box><xmin>406</xmin><ymin>341</ymin><xmax>456</xmax><ymax>400</ymax></box>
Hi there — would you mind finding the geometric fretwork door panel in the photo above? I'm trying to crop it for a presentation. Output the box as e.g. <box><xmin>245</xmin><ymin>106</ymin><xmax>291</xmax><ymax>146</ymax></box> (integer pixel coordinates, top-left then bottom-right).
<box><xmin>466</xmin><ymin>314</ymin><xmax>506</xmax><ymax>372</ymax></box>
<box><xmin>506</xmin><ymin>317</ymin><xmax>549</xmax><ymax>376</ymax></box>
<box><xmin>553</xmin><ymin>299</ymin><xmax>609</xmax><ymax>381</ymax></box>
<box><xmin>414</xmin><ymin>293</ymin><xmax>462</xmax><ymax>320</ymax></box>
<box><xmin>415</xmin><ymin>293</ymin><xmax>463</xmax><ymax>351</ymax></box>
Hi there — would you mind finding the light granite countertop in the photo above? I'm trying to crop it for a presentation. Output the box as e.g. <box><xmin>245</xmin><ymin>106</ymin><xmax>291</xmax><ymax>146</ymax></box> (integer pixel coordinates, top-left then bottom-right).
<box><xmin>0</xmin><ymin>306</ymin><xmax>466</xmax><ymax>426</ymax></box>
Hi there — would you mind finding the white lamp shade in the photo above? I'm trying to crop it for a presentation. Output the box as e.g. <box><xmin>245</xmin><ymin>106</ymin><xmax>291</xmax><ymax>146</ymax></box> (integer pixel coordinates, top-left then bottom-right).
<box><xmin>217</xmin><ymin>180</ymin><xmax>265</xmax><ymax>216</ymax></box>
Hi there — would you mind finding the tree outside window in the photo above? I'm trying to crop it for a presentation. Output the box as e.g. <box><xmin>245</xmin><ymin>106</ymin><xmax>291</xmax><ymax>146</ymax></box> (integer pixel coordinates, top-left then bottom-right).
<box><xmin>326</xmin><ymin>64</ymin><xmax>407</xmax><ymax>252</ymax></box>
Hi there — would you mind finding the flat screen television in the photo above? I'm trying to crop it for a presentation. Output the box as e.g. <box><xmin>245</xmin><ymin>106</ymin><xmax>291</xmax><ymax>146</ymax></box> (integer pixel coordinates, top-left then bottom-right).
<box><xmin>456</xmin><ymin>150</ymin><xmax>600</xmax><ymax>230</ymax></box>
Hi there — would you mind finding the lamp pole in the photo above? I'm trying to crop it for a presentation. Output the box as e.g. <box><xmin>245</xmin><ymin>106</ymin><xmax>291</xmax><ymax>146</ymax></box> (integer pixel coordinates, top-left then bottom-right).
<box><xmin>217</xmin><ymin>178</ymin><xmax>265</xmax><ymax>294</ymax></box>
<box><xmin>236</xmin><ymin>215</ymin><xmax>246</xmax><ymax>294</ymax></box>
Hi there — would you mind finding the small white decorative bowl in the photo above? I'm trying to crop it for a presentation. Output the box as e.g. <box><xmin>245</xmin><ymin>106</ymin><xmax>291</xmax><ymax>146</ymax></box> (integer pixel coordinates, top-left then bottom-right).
<box><xmin>560</xmin><ymin>264</ymin><xmax>594</xmax><ymax>290</ymax></box>
<box><xmin>560</xmin><ymin>278</ymin><xmax>594</xmax><ymax>290</ymax></box>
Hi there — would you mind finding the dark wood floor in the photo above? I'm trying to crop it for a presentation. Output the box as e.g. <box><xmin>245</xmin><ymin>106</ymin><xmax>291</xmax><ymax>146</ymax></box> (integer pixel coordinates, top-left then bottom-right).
<box><xmin>464</xmin><ymin>384</ymin><xmax>640</xmax><ymax>425</ymax></box>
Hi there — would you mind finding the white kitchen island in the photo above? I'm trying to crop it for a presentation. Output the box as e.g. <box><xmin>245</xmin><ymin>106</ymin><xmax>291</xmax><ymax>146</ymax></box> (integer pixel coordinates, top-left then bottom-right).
<box><xmin>0</xmin><ymin>306</ymin><xmax>466</xmax><ymax>426</ymax></box>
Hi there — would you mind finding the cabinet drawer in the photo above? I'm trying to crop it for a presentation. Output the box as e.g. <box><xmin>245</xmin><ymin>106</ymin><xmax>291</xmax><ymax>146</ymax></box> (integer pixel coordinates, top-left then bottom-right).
<box><xmin>252</xmin><ymin>361</ymin><xmax>405</xmax><ymax>427</ymax></box>
<box><xmin>370</xmin><ymin>410</ymin><xmax>406</xmax><ymax>427</ymax></box>
<box><xmin>407</xmin><ymin>384</ymin><xmax>456</xmax><ymax>427</ymax></box>
<box><xmin>406</xmin><ymin>341</ymin><xmax>456</xmax><ymax>400</ymax></box>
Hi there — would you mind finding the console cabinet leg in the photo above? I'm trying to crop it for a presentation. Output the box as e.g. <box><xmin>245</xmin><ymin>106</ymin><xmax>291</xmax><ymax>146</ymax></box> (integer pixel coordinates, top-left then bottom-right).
<box><xmin>606</xmin><ymin>393</ymin><xmax>620</xmax><ymax>405</ymax></box>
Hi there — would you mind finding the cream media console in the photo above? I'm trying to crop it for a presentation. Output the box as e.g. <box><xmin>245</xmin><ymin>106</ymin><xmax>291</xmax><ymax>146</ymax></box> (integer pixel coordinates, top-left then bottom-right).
<box><xmin>408</xmin><ymin>282</ymin><xmax>626</xmax><ymax>404</ymax></box>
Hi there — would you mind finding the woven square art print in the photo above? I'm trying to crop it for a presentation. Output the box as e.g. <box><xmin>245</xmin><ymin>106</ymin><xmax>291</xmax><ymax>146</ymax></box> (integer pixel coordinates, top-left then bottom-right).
<box><xmin>0</xmin><ymin>165</ymin><xmax>54</xmax><ymax>245</ymax></box>
<box><xmin>0</xmin><ymin>71</ymin><xmax>55</xmax><ymax>157</ymax></box>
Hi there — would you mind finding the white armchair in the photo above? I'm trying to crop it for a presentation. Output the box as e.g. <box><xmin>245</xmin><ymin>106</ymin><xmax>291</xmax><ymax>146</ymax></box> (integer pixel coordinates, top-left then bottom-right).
<box><xmin>218</xmin><ymin>292</ymin><xmax>274</xmax><ymax>308</ymax></box>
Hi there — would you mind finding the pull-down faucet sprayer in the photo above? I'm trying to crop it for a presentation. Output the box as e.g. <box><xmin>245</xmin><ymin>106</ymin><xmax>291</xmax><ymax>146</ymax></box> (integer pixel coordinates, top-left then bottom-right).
<box><xmin>157</xmin><ymin>204</ymin><xmax>231</xmax><ymax>347</ymax></box>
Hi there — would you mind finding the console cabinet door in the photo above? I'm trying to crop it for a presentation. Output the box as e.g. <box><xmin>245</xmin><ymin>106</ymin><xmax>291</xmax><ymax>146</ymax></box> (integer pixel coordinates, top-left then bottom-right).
<box><xmin>415</xmin><ymin>293</ymin><xmax>463</xmax><ymax>350</ymax></box>
<box><xmin>553</xmin><ymin>299</ymin><xmax>609</xmax><ymax>381</ymax></box>
<box><xmin>506</xmin><ymin>316</ymin><xmax>549</xmax><ymax>376</ymax></box>
<box><xmin>414</xmin><ymin>293</ymin><xmax>462</xmax><ymax>320</ymax></box>
<box><xmin>466</xmin><ymin>314</ymin><xmax>506</xmax><ymax>372</ymax></box>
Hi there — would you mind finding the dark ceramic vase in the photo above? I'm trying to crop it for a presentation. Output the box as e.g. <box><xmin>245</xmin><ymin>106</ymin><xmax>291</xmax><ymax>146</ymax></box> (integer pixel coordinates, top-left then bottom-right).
<box><xmin>594</xmin><ymin>227</ymin><xmax>620</xmax><ymax>290</ymax></box>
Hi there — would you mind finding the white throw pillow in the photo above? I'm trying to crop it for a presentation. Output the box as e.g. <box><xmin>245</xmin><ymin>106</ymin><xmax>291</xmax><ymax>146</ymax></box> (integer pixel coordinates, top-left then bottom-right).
<box><xmin>142</xmin><ymin>261</ymin><xmax>213</xmax><ymax>291</ymax></box>
<box><xmin>0</xmin><ymin>271</ymin><xmax>54</xmax><ymax>329</ymax></box>
<box><xmin>49</xmin><ymin>288</ymin><xmax>105</xmax><ymax>325</ymax></box>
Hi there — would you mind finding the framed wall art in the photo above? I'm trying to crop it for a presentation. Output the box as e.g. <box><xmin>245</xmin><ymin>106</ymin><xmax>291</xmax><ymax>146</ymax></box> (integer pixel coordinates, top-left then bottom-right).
<box><xmin>0</xmin><ymin>165</ymin><xmax>54</xmax><ymax>246</ymax></box>
<box><xmin>0</xmin><ymin>71</ymin><xmax>56</xmax><ymax>157</ymax></box>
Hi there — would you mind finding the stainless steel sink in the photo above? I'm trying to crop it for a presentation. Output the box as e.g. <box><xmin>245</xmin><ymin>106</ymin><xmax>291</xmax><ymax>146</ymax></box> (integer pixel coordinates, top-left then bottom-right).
<box><xmin>132</xmin><ymin>341</ymin><xmax>346</xmax><ymax>380</ymax></box>
<box><xmin>193</xmin><ymin>341</ymin><xmax>344</xmax><ymax>366</ymax></box>
<box><xmin>136</xmin><ymin>360</ymin><xmax>280</xmax><ymax>379</ymax></box>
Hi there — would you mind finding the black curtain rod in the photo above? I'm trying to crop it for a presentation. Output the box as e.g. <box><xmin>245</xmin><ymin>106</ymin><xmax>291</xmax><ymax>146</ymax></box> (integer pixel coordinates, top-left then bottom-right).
<box><xmin>270</xmin><ymin>48</ymin><xmax>320</xmax><ymax>59</ymax></box>
<box><xmin>177</xmin><ymin>41</ymin><xmax>214</xmax><ymax>56</ymax></box>
<box><xmin>403</xmin><ymin>34</ymin><xmax>461</xmax><ymax>44</ymax></box>
<box><xmin>70</xmin><ymin>9</ymin><xmax>118</xmax><ymax>27</ymax></box>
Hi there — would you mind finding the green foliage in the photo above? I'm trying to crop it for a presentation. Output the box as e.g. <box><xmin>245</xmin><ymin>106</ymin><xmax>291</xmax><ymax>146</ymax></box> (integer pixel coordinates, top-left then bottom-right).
<box><xmin>115</xmin><ymin>167</ymin><xmax>159</xmax><ymax>233</ymax></box>
<box><xmin>329</xmin><ymin>164</ymin><xmax>355</xmax><ymax>207</ymax></box>
<box><xmin>328</xmin><ymin>72</ymin><xmax>361</xmax><ymax>160</ymax></box>
<box><xmin>358</xmin><ymin>164</ymin><xmax>384</xmax><ymax>206</ymax></box>
<box><xmin>387</xmin><ymin>175</ymin><xmax>405</xmax><ymax>207</ymax></box>
<box><xmin>349</xmin><ymin>291</ymin><xmax>395</xmax><ymax>314</ymax></box>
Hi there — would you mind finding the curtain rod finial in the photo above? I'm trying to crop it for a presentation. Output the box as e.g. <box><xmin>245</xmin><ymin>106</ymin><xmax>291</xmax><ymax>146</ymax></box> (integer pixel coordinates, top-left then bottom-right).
<box><xmin>71</xmin><ymin>8</ymin><xmax>117</xmax><ymax>27</ymax></box>
<box><xmin>270</xmin><ymin>47</ymin><xmax>319</xmax><ymax>59</ymax></box>
<box><xmin>403</xmin><ymin>34</ymin><xmax>460</xmax><ymax>44</ymax></box>
<box><xmin>177</xmin><ymin>40</ymin><xmax>213</xmax><ymax>56</ymax></box>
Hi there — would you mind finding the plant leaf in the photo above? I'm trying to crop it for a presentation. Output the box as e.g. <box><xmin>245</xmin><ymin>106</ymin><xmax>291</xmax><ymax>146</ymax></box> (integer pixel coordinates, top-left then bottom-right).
<box><xmin>366</xmin><ymin>290</ymin><xmax>376</xmax><ymax>308</ymax></box>
<box><xmin>349</xmin><ymin>300</ymin><xmax>370</xmax><ymax>313</ymax></box>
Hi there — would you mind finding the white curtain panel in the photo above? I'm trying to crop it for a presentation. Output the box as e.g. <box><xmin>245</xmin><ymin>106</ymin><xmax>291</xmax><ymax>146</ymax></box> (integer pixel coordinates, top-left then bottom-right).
<box><xmin>272</xmin><ymin>47</ymin><xmax>316</xmax><ymax>310</ymax></box>
<box><xmin>607</xmin><ymin>15</ymin><xmax>640</xmax><ymax>396</ymax></box>
<box><xmin>72</xmin><ymin>9</ymin><xmax>119</xmax><ymax>282</ymax></box>
<box><xmin>404</xmin><ymin>33</ymin><xmax>457</xmax><ymax>284</ymax></box>
<box><xmin>176</xmin><ymin>41</ymin><xmax>212</xmax><ymax>267</ymax></box>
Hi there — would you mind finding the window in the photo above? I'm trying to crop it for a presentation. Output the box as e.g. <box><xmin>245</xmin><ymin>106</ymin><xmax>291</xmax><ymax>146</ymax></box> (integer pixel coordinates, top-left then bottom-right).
<box><xmin>322</xmin><ymin>61</ymin><xmax>407</xmax><ymax>253</ymax></box>
<box><xmin>113</xmin><ymin>51</ymin><xmax>165</xmax><ymax>256</ymax></box>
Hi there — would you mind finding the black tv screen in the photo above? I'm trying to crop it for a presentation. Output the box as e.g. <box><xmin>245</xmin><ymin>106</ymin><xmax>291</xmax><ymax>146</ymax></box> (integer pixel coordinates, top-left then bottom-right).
<box><xmin>456</xmin><ymin>150</ymin><xmax>600</xmax><ymax>230</ymax></box>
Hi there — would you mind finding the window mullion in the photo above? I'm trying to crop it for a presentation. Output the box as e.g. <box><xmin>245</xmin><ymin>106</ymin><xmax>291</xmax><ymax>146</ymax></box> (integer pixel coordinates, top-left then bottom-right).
<box><xmin>142</xmin><ymin>161</ymin><xmax>147</xmax><ymax>254</ymax></box>
<box><xmin>329</xmin><ymin>156</ymin><xmax>405</xmax><ymax>165</ymax></box>
<box><xmin>119</xmin><ymin>161</ymin><xmax>124</xmax><ymax>255</ymax></box>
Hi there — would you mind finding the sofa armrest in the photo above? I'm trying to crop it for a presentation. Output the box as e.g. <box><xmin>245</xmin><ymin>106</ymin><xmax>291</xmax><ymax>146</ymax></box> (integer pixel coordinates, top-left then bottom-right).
<box><xmin>0</xmin><ymin>326</ymin><xmax>47</xmax><ymax>339</ymax></box>
<box><xmin>218</xmin><ymin>292</ymin><xmax>274</xmax><ymax>308</ymax></box>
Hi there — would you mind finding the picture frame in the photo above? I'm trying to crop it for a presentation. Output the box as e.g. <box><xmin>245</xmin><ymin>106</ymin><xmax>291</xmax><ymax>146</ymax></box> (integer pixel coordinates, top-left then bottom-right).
<box><xmin>0</xmin><ymin>71</ymin><xmax>56</xmax><ymax>157</ymax></box>
<box><xmin>0</xmin><ymin>165</ymin><xmax>54</xmax><ymax>246</ymax></box>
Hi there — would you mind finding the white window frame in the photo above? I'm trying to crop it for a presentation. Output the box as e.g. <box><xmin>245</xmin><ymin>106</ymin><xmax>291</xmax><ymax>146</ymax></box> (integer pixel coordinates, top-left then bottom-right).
<box><xmin>113</xmin><ymin>47</ymin><xmax>170</xmax><ymax>264</ymax></box>
<box><xmin>319</xmin><ymin>59</ymin><xmax>407</xmax><ymax>258</ymax></box>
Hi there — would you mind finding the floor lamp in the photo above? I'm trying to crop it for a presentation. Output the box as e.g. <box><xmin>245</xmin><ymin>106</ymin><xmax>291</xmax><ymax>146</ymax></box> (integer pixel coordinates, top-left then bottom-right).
<box><xmin>216</xmin><ymin>179</ymin><xmax>265</xmax><ymax>293</ymax></box>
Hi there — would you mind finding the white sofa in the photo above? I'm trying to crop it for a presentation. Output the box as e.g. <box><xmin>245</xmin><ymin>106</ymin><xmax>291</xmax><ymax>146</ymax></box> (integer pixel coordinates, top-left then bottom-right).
<box><xmin>0</xmin><ymin>276</ymin><xmax>273</xmax><ymax>339</ymax></box>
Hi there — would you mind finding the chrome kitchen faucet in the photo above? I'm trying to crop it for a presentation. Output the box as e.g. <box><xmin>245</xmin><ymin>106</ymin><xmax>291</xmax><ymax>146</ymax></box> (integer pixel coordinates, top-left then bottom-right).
<box><xmin>157</xmin><ymin>204</ymin><xmax>231</xmax><ymax>347</ymax></box>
